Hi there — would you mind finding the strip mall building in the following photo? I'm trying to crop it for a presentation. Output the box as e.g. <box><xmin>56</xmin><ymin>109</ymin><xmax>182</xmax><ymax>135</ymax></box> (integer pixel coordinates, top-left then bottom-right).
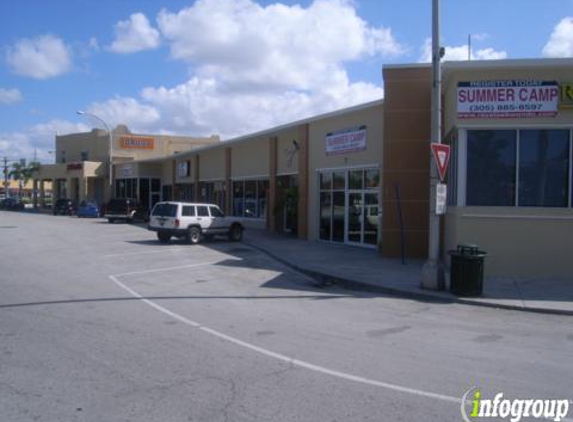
<box><xmin>35</xmin><ymin>58</ymin><xmax>573</xmax><ymax>278</ymax></box>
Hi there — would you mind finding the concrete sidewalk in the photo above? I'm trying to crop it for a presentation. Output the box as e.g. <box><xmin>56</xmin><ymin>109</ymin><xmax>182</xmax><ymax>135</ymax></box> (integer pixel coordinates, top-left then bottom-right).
<box><xmin>243</xmin><ymin>229</ymin><xmax>573</xmax><ymax>316</ymax></box>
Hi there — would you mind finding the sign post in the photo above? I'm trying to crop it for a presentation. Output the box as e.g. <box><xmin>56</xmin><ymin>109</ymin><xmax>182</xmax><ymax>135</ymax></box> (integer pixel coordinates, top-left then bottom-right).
<box><xmin>421</xmin><ymin>0</ymin><xmax>446</xmax><ymax>291</ymax></box>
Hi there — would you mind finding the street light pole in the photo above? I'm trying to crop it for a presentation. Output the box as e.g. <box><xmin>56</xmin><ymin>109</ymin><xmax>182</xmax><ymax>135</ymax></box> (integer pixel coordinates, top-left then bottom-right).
<box><xmin>421</xmin><ymin>0</ymin><xmax>445</xmax><ymax>290</ymax></box>
<box><xmin>76</xmin><ymin>111</ymin><xmax>113</xmax><ymax>188</ymax></box>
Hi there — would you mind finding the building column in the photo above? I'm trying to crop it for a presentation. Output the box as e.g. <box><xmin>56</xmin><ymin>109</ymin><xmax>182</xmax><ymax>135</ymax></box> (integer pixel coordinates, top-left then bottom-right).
<box><xmin>268</xmin><ymin>137</ymin><xmax>278</xmax><ymax>231</ymax></box>
<box><xmin>79</xmin><ymin>176</ymin><xmax>88</xmax><ymax>202</ymax></box>
<box><xmin>193</xmin><ymin>155</ymin><xmax>200</xmax><ymax>202</ymax></box>
<box><xmin>33</xmin><ymin>179</ymin><xmax>39</xmax><ymax>208</ymax></box>
<box><xmin>224</xmin><ymin>147</ymin><xmax>231</xmax><ymax>215</ymax></box>
<box><xmin>297</xmin><ymin>124</ymin><xmax>309</xmax><ymax>240</ymax></box>
<box><xmin>39</xmin><ymin>180</ymin><xmax>45</xmax><ymax>208</ymax></box>
<box><xmin>171</xmin><ymin>159</ymin><xmax>179</xmax><ymax>199</ymax></box>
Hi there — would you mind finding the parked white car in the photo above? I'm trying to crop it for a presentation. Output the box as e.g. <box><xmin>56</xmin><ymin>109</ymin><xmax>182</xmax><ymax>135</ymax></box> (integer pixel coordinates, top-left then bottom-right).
<box><xmin>148</xmin><ymin>202</ymin><xmax>244</xmax><ymax>244</ymax></box>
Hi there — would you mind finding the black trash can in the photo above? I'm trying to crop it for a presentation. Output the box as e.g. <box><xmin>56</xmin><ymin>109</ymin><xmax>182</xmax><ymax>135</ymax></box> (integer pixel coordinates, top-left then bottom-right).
<box><xmin>448</xmin><ymin>244</ymin><xmax>487</xmax><ymax>296</ymax></box>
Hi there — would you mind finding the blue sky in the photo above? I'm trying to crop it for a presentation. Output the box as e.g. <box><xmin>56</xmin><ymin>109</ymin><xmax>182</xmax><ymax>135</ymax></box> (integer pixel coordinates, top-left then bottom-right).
<box><xmin>0</xmin><ymin>0</ymin><xmax>572</xmax><ymax>162</ymax></box>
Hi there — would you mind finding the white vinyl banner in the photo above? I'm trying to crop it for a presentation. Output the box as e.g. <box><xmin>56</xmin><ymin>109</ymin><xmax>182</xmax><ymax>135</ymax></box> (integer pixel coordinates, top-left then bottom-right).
<box><xmin>457</xmin><ymin>80</ymin><xmax>559</xmax><ymax>119</ymax></box>
<box><xmin>325</xmin><ymin>126</ymin><xmax>367</xmax><ymax>156</ymax></box>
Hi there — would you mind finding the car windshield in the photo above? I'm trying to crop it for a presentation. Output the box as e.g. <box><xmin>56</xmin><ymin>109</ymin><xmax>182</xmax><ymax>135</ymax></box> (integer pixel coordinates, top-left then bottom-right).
<box><xmin>152</xmin><ymin>203</ymin><xmax>177</xmax><ymax>217</ymax></box>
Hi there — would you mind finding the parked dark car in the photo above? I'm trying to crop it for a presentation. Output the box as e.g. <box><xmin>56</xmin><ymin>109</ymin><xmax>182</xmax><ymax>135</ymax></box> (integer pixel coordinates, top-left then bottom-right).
<box><xmin>76</xmin><ymin>200</ymin><xmax>101</xmax><ymax>218</ymax></box>
<box><xmin>0</xmin><ymin>197</ymin><xmax>25</xmax><ymax>211</ymax></box>
<box><xmin>105</xmin><ymin>197</ymin><xmax>147</xmax><ymax>223</ymax></box>
<box><xmin>53</xmin><ymin>198</ymin><xmax>76</xmax><ymax>215</ymax></box>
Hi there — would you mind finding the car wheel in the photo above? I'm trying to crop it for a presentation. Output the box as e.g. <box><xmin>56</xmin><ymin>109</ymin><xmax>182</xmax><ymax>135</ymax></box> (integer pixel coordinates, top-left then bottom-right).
<box><xmin>228</xmin><ymin>224</ymin><xmax>243</xmax><ymax>242</ymax></box>
<box><xmin>108</xmin><ymin>218</ymin><xmax>115</xmax><ymax>223</ymax></box>
<box><xmin>157</xmin><ymin>232</ymin><xmax>171</xmax><ymax>244</ymax></box>
<box><xmin>187</xmin><ymin>227</ymin><xmax>201</xmax><ymax>245</ymax></box>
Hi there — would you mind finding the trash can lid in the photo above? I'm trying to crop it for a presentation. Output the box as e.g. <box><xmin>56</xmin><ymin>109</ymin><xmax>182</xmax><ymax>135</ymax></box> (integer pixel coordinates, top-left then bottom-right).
<box><xmin>457</xmin><ymin>243</ymin><xmax>477</xmax><ymax>253</ymax></box>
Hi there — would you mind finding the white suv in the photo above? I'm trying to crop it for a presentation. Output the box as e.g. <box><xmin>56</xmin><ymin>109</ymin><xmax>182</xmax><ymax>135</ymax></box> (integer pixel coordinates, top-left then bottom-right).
<box><xmin>148</xmin><ymin>202</ymin><xmax>244</xmax><ymax>244</ymax></box>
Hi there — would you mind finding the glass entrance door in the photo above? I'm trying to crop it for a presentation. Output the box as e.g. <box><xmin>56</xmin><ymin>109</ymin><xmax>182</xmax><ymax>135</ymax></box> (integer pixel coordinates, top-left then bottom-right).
<box><xmin>319</xmin><ymin>168</ymin><xmax>380</xmax><ymax>248</ymax></box>
<box><xmin>347</xmin><ymin>192</ymin><xmax>363</xmax><ymax>243</ymax></box>
<box><xmin>346</xmin><ymin>191</ymin><xmax>379</xmax><ymax>246</ymax></box>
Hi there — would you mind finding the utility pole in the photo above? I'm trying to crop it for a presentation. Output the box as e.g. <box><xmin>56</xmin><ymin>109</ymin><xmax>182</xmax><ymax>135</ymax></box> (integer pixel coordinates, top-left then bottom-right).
<box><xmin>468</xmin><ymin>34</ymin><xmax>472</xmax><ymax>61</ymax></box>
<box><xmin>421</xmin><ymin>0</ymin><xmax>446</xmax><ymax>290</ymax></box>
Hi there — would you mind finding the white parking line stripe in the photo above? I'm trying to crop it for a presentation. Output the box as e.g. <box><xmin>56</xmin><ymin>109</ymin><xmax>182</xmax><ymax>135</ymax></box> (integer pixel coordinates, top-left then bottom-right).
<box><xmin>109</xmin><ymin>272</ymin><xmax>462</xmax><ymax>405</ymax></box>
<box><xmin>113</xmin><ymin>260</ymin><xmax>233</xmax><ymax>277</ymax></box>
<box><xmin>103</xmin><ymin>248</ymin><xmax>190</xmax><ymax>258</ymax></box>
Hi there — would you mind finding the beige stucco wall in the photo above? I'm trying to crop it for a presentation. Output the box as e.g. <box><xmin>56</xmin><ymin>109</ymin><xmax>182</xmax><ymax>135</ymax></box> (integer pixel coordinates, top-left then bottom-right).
<box><xmin>35</xmin><ymin>163</ymin><xmax>68</xmax><ymax>180</ymax></box>
<box><xmin>307</xmin><ymin>103</ymin><xmax>384</xmax><ymax>241</ymax></box>
<box><xmin>138</xmin><ymin>163</ymin><xmax>163</xmax><ymax>179</ymax></box>
<box><xmin>56</xmin><ymin>127</ymin><xmax>219</xmax><ymax>164</ymax></box>
<box><xmin>161</xmin><ymin>161</ymin><xmax>173</xmax><ymax>185</ymax></box>
<box><xmin>199</xmin><ymin>148</ymin><xmax>225</xmax><ymax>181</ymax></box>
<box><xmin>444</xmin><ymin>206</ymin><xmax>573</xmax><ymax>277</ymax></box>
<box><xmin>443</xmin><ymin>63</ymin><xmax>573</xmax><ymax>132</ymax></box>
<box><xmin>231</xmin><ymin>137</ymin><xmax>269</xmax><ymax>178</ymax></box>
<box><xmin>57</xmin><ymin>130</ymin><xmax>109</xmax><ymax>163</ymax></box>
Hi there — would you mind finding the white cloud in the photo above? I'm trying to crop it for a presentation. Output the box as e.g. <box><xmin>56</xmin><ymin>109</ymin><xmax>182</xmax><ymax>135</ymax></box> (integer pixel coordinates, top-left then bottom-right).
<box><xmin>83</xmin><ymin>97</ymin><xmax>161</xmax><ymax>131</ymax></box>
<box><xmin>542</xmin><ymin>17</ymin><xmax>573</xmax><ymax>57</ymax></box>
<box><xmin>419</xmin><ymin>38</ymin><xmax>507</xmax><ymax>62</ymax></box>
<box><xmin>6</xmin><ymin>34</ymin><xmax>72</xmax><ymax>79</ymax></box>
<box><xmin>139</xmin><ymin>75</ymin><xmax>383</xmax><ymax>139</ymax></box>
<box><xmin>0</xmin><ymin>88</ymin><xmax>23</xmax><ymax>105</ymax></box>
<box><xmin>79</xmin><ymin>0</ymin><xmax>397</xmax><ymax>139</ymax></box>
<box><xmin>108</xmin><ymin>13</ymin><xmax>161</xmax><ymax>53</ymax></box>
<box><xmin>157</xmin><ymin>0</ymin><xmax>403</xmax><ymax>90</ymax></box>
<box><xmin>0</xmin><ymin>120</ymin><xmax>89</xmax><ymax>162</ymax></box>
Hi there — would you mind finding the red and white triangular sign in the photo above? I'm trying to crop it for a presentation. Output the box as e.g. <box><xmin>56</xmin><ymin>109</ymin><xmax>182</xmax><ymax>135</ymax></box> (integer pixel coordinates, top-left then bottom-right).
<box><xmin>430</xmin><ymin>143</ymin><xmax>450</xmax><ymax>182</ymax></box>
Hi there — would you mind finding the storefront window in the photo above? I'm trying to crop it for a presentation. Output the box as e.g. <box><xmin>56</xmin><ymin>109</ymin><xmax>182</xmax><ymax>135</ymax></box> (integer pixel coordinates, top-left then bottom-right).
<box><xmin>518</xmin><ymin>130</ymin><xmax>569</xmax><ymax>207</ymax></box>
<box><xmin>115</xmin><ymin>179</ymin><xmax>137</xmax><ymax>198</ymax></box>
<box><xmin>333</xmin><ymin>171</ymin><xmax>345</xmax><ymax>190</ymax></box>
<box><xmin>319</xmin><ymin>192</ymin><xmax>332</xmax><ymax>240</ymax></box>
<box><xmin>320</xmin><ymin>173</ymin><xmax>332</xmax><ymax>190</ymax></box>
<box><xmin>466</xmin><ymin>129</ymin><xmax>572</xmax><ymax>208</ymax></box>
<box><xmin>332</xmin><ymin>192</ymin><xmax>345</xmax><ymax>242</ymax></box>
<box><xmin>348</xmin><ymin>170</ymin><xmax>363</xmax><ymax>190</ymax></box>
<box><xmin>364</xmin><ymin>169</ymin><xmax>379</xmax><ymax>189</ymax></box>
<box><xmin>244</xmin><ymin>180</ymin><xmax>256</xmax><ymax>217</ymax></box>
<box><xmin>257</xmin><ymin>180</ymin><xmax>268</xmax><ymax>219</ymax></box>
<box><xmin>232</xmin><ymin>179</ymin><xmax>268</xmax><ymax>218</ymax></box>
<box><xmin>162</xmin><ymin>185</ymin><xmax>172</xmax><ymax>201</ymax></box>
<box><xmin>233</xmin><ymin>181</ymin><xmax>244</xmax><ymax>217</ymax></box>
<box><xmin>467</xmin><ymin>130</ymin><xmax>516</xmax><ymax>206</ymax></box>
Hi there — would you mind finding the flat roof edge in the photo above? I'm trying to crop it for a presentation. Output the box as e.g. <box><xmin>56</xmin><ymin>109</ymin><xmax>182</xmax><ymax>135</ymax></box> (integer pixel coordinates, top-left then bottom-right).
<box><xmin>171</xmin><ymin>98</ymin><xmax>384</xmax><ymax>159</ymax></box>
<box><xmin>385</xmin><ymin>57</ymin><xmax>573</xmax><ymax>71</ymax></box>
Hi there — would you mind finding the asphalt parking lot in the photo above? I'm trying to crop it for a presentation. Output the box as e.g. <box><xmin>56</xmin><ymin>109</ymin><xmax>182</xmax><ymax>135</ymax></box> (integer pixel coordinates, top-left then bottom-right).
<box><xmin>1</xmin><ymin>211</ymin><xmax>572</xmax><ymax>422</ymax></box>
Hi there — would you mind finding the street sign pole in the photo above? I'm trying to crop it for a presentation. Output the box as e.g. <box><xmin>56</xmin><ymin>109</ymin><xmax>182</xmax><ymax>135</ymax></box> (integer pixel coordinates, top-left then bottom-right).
<box><xmin>421</xmin><ymin>0</ymin><xmax>446</xmax><ymax>290</ymax></box>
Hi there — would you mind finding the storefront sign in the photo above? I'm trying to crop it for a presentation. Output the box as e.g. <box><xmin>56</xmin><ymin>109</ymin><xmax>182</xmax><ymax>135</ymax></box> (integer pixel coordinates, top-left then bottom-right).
<box><xmin>457</xmin><ymin>80</ymin><xmax>559</xmax><ymax>119</ymax></box>
<box><xmin>66</xmin><ymin>162</ymin><xmax>82</xmax><ymax>171</ymax></box>
<box><xmin>560</xmin><ymin>83</ymin><xmax>573</xmax><ymax>109</ymax></box>
<box><xmin>119</xmin><ymin>136</ymin><xmax>155</xmax><ymax>150</ymax></box>
<box><xmin>325</xmin><ymin>126</ymin><xmax>367</xmax><ymax>156</ymax></box>
<box><xmin>178</xmin><ymin>161</ymin><xmax>190</xmax><ymax>178</ymax></box>
<box><xmin>119</xmin><ymin>164</ymin><xmax>134</xmax><ymax>177</ymax></box>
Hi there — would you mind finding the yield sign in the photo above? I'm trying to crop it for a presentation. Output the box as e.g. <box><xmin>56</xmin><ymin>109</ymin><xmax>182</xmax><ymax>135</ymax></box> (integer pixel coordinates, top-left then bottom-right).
<box><xmin>430</xmin><ymin>143</ymin><xmax>450</xmax><ymax>182</ymax></box>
